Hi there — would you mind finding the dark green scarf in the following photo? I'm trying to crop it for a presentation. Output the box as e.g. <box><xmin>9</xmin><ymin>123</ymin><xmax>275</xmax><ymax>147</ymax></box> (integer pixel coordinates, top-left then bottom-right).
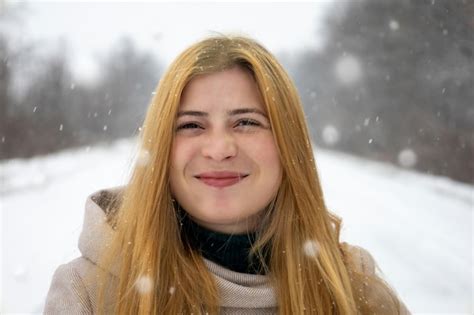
<box><xmin>181</xmin><ymin>214</ymin><xmax>268</xmax><ymax>275</ymax></box>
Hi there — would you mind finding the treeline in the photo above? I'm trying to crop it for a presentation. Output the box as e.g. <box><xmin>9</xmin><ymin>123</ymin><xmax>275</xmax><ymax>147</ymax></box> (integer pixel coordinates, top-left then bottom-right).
<box><xmin>1</xmin><ymin>1</ymin><xmax>473</xmax><ymax>184</ymax></box>
<box><xmin>293</xmin><ymin>0</ymin><xmax>473</xmax><ymax>183</ymax></box>
<box><xmin>0</xmin><ymin>7</ymin><xmax>161</xmax><ymax>158</ymax></box>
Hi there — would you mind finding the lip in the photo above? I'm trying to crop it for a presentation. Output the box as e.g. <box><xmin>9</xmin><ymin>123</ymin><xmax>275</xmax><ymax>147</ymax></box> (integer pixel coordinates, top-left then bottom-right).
<box><xmin>195</xmin><ymin>171</ymin><xmax>249</xmax><ymax>188</ymax></box>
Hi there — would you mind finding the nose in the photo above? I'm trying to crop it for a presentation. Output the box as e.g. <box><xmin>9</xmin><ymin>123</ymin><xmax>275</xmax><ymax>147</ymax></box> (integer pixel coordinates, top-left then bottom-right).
<box><xmin>201</xmin><ymin>129</ymin><xmax>237</xmax><ymax>161</ymax></box>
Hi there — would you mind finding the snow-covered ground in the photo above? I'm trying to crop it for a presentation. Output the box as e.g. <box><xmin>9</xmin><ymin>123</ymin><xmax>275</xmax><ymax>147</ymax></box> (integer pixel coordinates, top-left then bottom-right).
<box><xmin>1</xmin><ymin>138</ymin><xmax>472</xmax><ymax>314</ymax></box>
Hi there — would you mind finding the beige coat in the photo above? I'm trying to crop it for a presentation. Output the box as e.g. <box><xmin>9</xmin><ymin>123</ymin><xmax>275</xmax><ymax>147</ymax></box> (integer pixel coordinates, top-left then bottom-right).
<box><xmin>44</xmin><ymin>188</ymin><xmax>410</xmax><ymax>314</ymax></box>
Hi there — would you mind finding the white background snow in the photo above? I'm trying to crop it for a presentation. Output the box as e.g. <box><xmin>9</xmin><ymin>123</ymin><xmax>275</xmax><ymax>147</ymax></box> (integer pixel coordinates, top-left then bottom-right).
<box><xmin>2</xmin><ymin>1</ymin><xmax>472</xmax><ymax>313</ymax></box>
<box><xmin>1</xmin><ymin>138</ymin><xmax>472</xmax><ymax>314</ymax></box>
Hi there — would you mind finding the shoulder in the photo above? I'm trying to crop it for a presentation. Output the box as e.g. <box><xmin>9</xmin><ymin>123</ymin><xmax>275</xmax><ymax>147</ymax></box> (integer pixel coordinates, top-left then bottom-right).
<box><xmin>340</xmin><ymin>243</ymin><xmax>412</xmax><ymax>314</ymax></box>
<box><xmin>44</xmin><ymin>258</ymin><xmax>94</xmax><ymax>314</ymax></box>
<box><xmin>340</xmin><ymin>242</ymin><xmax>377</xmax><ymax>276</ymax></box>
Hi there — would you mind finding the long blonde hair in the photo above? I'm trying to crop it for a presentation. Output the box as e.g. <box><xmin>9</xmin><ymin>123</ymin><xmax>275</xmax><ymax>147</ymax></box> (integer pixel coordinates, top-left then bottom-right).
<box><xmin>95</xmin><ymin>35</ymin><xmax>404</xmax><ymax>314</ymax></box>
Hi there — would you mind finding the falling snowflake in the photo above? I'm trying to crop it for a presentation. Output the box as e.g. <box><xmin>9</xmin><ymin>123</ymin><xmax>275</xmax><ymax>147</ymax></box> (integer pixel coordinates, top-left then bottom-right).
<box><xmin>169</xmin><ymin>286</ymin><xmax>176</xmax><ymax>295</ymax></box>
<box><xmin>136</xmin><ymin>148</ymin><xmax>151</xmax><ymax>167</ymax></box>
<box><xmin>14</xmin><ymin>266</ymin><xmax>28</xmax><ymax>282</ymax></box>
<box><xmin>334</xmin><ymin>54</ymin><xmax>362</xmax><ymax>85</ymax></box>
<box><xmin>322</xmin><ymin>125</ymin><xmax>340</xmax><ymax>146</ymax></box>
<box><xmin>135</xmin><ymin>275</ymin><xmax>153</xmax><ymax>294</ymax></box>
<box><xmin>398</xmin><ymin>148</ymin><xmax>417</xmax><ymax>168</ymax></box>
<box><xmin>389</xmin><ymin>19</ymin><xmax>400</xmax><ymax>31</ymax></box>
<box><xmin>303</xmin><ymin>240</ymin><xmax>320</xmax><ymax>258</ymax></box>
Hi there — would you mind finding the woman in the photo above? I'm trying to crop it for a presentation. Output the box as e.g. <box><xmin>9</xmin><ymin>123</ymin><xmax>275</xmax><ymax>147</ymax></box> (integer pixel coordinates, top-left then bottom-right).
<box><xmin>45</xmin><ymin>35</ymin><xmax>410</xmax><ymax>314</ymax></box>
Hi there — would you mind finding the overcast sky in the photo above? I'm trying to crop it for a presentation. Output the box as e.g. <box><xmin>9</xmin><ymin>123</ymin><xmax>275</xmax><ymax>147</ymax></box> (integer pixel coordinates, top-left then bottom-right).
<box><xmin>5</xmin><ymin>1</ymin><xmax>332</xmax><ymax>82</ymax></box>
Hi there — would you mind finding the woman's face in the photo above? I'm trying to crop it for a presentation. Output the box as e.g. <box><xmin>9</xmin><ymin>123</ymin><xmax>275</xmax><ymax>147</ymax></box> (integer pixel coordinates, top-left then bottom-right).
<box><xmin>170</xmin><ymin>66</ymin><xmax>282</xmax><ymax>234</ymax></box>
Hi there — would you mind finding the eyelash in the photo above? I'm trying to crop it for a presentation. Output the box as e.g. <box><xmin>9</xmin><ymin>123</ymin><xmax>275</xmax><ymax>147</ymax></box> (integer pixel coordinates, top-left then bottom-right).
<box><xmin>176</xmin><ymin>119</ymin><xmax>262</xmax><ymax>131</ymax></box>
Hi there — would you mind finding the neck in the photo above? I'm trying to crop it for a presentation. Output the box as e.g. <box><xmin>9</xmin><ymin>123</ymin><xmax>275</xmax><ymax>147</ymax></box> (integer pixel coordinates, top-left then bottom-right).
<box><xmin>180</xmin><ymin>214</ymin><xmax>269</xmax><ymax>274</ymax></box>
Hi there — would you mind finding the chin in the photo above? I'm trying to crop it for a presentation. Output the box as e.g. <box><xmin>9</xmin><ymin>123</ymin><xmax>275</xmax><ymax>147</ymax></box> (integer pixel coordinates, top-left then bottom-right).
<box><xmin>196</xmin><ymin>209</ymin><xmax>253</xmax><ymax>225</ymax></box>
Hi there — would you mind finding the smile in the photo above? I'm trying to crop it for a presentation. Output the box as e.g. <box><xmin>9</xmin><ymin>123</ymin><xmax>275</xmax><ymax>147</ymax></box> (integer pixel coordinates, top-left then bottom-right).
<box><xmin>195</xmin><ymin>171</ymin><xmax>249</xmax><ymax>188</ymax></box>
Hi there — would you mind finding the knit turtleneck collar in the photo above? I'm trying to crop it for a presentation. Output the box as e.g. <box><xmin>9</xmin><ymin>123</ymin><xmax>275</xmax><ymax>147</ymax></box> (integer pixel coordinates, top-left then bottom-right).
<box><xmin>181</xmin><ymin>214</ymin><xmax>268</xmax><ymax>275</ymax></box>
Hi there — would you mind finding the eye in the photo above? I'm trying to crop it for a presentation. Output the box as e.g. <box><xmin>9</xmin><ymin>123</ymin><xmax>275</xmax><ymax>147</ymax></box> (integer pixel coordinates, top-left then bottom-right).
<box><xmin>176</xmin><ymin>122</ymin><xmax>203</xmax><ymax>131</ymax></box>
<box><xmin>235</xmin><ymin>118</ymin><xmax>261</xmax><ymax>128</ymax></box>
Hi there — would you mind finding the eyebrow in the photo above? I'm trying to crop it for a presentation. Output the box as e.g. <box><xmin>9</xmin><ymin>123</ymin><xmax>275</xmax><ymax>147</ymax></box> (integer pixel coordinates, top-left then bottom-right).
<box><xmin>177</xmin><ymin>108</ymin><xmax>268</xmax><ymax>118</ymax></box>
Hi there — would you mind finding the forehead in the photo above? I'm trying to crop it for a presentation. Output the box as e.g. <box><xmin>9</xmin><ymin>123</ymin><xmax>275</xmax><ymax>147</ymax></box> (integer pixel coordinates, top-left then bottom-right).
<box><xmin>179</xmin><ymin>67</ymin><xmax>265</xmax><ymax>112</ymax></box>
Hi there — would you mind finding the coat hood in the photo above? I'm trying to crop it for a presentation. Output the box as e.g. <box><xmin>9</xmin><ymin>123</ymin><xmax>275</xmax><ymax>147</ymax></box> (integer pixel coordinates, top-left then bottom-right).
<box><xmin>76</xmin><ymin>187</ymin><xmax>278</xmax><ymax>308</ymax></box>
<box><xmin>78</xmin><ymin>187</ymin><xmax>123</xmax><ymax>277</ymax></box>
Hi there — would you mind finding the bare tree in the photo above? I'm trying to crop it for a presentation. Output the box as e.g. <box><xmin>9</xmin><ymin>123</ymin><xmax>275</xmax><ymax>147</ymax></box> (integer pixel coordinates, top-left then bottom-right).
<box><xmin>0</xmin><ymin>17</ymin><xmax>162</xmax><ymax>159</ymax></box>
<box><xmin>295</xmin><ymin>0</ymin><xmax>474</xmax><ymax>183</ymax></box>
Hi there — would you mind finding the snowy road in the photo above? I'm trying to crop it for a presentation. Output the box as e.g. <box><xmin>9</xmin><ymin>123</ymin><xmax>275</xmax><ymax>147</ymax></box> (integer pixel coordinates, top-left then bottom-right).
<box><xmin>1</xmin><ymin>138</ymin><xmax>472</xmax><ymax>314</ymax></box>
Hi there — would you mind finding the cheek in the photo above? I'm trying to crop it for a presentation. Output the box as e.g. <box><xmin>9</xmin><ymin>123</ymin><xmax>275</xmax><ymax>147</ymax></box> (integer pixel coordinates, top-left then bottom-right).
<box><xmin>169</xmin><ymin>139</ymin><xmax>191</xmax><ymax>190</ymax></box>
<box><xmin>170</xmin><ymin>138</ymin><xmax>193</xmax><ymax>171</ymax></box>
<box><xmin>255</xmin><ymin>137</ymin><xmax>281</xmax><ymax>169</ymax></box>
<box><xmin>247</xmin><ymin>136</ymin><xmax>282</xmax><ymax>189</ymax></box>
